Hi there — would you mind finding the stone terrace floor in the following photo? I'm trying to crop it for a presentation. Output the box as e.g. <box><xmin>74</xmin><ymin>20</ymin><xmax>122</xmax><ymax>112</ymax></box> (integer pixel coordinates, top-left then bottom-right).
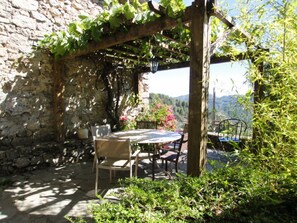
<box><xmin>0</xmin><ymin>149</ymin><xmax>236</xmax><ymax>223</ymax></box>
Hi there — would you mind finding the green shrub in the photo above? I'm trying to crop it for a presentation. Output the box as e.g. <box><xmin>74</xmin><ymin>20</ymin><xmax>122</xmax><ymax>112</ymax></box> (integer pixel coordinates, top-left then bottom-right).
<box><xmin>68</xmin><ymin>163</ymin><xmax>296</xmax><ymax>222</ymax></box>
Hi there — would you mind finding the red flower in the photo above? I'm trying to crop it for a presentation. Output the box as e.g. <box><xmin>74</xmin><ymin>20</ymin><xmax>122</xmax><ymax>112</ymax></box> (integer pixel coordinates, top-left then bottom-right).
<box><xmin>120</xmin><ymin>116</ymin><xmax>128</xmax><ymax>121</ymax></box>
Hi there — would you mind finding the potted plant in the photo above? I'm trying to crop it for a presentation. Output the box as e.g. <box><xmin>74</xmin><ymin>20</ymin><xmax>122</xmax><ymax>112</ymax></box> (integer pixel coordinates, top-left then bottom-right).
<box><xmin>77</xmin><ymin>127</ymin><xmax>88</xmax><ymax>139</ymax></box>
<box><xmin>76</xmin><ymin>120</ymin><xmax>89</xmax><ymax>139</ymax></box>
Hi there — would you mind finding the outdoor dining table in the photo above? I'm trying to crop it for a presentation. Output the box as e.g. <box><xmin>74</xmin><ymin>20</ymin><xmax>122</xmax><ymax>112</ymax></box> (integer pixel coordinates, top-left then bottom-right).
<box><xmin>103</xmin><ymin>129</ymin><xmax>182</xmax><ymax>180</ymax></box>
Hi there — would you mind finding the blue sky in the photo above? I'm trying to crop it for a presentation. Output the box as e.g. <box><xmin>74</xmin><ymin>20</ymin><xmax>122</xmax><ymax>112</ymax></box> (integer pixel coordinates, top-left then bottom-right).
<box><xmin>149</xmin><ymin>0</ymin><xmax>251</xmax><ymax>97</ymax></box>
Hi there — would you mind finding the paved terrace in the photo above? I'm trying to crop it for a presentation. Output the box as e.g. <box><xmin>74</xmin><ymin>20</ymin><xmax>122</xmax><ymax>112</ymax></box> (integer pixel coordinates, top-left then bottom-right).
<box><xmin>0</xmin><ymin>149</ymin><xmax>234</xmax><ymax>223</ymax></box>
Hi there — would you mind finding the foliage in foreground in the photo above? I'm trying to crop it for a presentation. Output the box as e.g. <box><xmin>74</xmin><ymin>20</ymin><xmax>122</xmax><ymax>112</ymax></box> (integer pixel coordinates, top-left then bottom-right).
<box><xmin>67</xmin><ymin>163</ymin><xmax>296</xmax><ymax>223</ymax></box>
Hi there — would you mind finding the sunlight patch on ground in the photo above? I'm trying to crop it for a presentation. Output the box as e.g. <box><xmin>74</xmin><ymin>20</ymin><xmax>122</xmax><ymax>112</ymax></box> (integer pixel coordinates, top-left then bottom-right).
<box><xmin>30</xmin><ymin>199</ymin><xmax>72</xmax><ymax>215</ymax></box>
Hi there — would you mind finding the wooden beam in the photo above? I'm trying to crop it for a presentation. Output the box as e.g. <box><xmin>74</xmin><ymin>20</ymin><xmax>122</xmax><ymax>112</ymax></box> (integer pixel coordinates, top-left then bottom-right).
<box><xmin>53</xmin><ymin>60</ymin><xmax>65</xmax><ymax>141</ymax></box>
<box><xmin>104</xmin><ymin>48</ymin><xmax>142</xmax><ymax>63</ymax></box>
<box><xmin>154</xmin><ymin>61</ymin><xmax>190</xmax><ymax>71</ymax></box>
<box><xmin>211</xmin><ymin>9</ymin><xmax>235</xmax><ymax>28</ymax></box>
<box><xmin>90</xmin><ymin>51</ymin><xmax>146</xmax><ymax>68</ymax></box>
<box><xmin>210</xmin><ymin>53</ymin><xmax>247</xmax><ymax>63</ymax></box>
<box><xmin>138</xmin><ymin>52</ymin><xmax>248</xmax><ymax>73</ymax></box>
<box><xmin>63</xmin><ymin>6</ymin><xmax>192</xmax><ymax>60</ymax></box>
<box><xmin>129</xmin><ymin>36</ymin><xmax>189</xmax><ymax>62</ymax></box>
<box><xmin>161</xmin><ymin>32</ymin><xmax>191</xmax><ymax>49</ymax></box>
<box><xmin>187</xmin><ymin>0</ymin><xmax>210</xmax><ymax>176</ymax></box>
<box><xmin>211</xmin><ymin>9</ymin><xmax>252</xmax><ymax>40</ymax></box>
<box><xmin>157</xmin><ymin>41</ymin><xmax>189</xmax><ymax>58</ymax></box>
<box><xmin>148</xmin><ymin>1</ymin><xmax>165</xmax><ymax>16</ymax></box>
<box><xmin>210</xmin><ymin>27</ymin><xmax>234</xmax><ymax>55</ymax></box>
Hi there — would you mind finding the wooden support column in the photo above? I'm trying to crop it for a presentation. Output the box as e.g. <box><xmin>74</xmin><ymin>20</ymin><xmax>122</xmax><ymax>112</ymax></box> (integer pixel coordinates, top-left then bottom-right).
<box><xmin>187</xmin><ymin>0</ymin><xmax>211</xmax><ymax>176</ymax></box>
<box><xmin>53</xmin><ymin>60</ymin><xmax>65</xmax><ymax>141</ymax></box>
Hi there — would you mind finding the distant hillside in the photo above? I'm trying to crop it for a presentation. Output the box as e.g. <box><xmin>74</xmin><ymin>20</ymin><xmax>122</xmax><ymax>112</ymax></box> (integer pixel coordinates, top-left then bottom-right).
<box><xmin>150</xmin><ymin>93</ymin><xmax>253</xmax><ymax>130</ymax></box>
<box><xmin>175</xmin><ymin>94</ymin><xmax>189</xmax><ymax>101</ymax></box>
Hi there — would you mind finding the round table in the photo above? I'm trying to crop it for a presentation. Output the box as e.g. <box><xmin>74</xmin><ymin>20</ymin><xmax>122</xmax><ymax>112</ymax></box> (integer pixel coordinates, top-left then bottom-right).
<box><xmin>109</xmin><ymin>129</ymin><xmax>181</xmax><ymax>144</ymax></box>
<box><xmin>106</xmin><ymin>129</ymin><xmax>182</xmax><ymax>179</ymax></box>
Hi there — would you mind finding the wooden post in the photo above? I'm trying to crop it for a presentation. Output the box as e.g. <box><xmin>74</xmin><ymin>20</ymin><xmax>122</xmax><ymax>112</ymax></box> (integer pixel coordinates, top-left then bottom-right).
<box><xmin>187</xmin><ymin>0</ymin><xmax>211</xmax><ymax>176</ymax></box>
<box><xmin>53</xmin><ymin>60</ymin><xmax>65</xmax><ymax>141</ymax></box>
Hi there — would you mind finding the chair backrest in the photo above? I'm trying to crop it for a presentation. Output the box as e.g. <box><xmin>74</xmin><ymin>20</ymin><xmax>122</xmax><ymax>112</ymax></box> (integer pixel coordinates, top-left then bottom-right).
<box><xmin>177</xmin><ymin>133</ymin><xmax>188</xmax><ymax>154</ymax></box>
<box><xmin>95</xmin><ymin>138</ymin><xmax>131</xmax><ymax>159</ymax></box>
<box><xmin>91</xmin><ymin>124</ymin><xmax>111</xmax><ymax>140</ymax></box>
<box><xmin>183</xmin><ymin>123</ymin><xmax>188</xmax><ymax>134</ymax></box>
<box><xmin>136</xmin><ymin>120</ymin><xmax>157</xmax><ymax>129</ymax></box>
<box><xmin>217</xmin><ymin>118</ymin><xmax>247</xmax><ymax>142</ymax></box>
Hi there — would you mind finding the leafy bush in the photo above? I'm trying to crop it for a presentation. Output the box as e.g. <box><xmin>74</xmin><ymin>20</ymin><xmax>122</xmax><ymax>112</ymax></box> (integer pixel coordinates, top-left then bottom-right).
<box><xmin>136</xmin><ymin>100</ymin><xmax>177</xmax><ymax>131</ymax></box>
<box><xmin>68</xmin><ymin>163</ymin><xmax>296</xmax><ymax>223</ymax></box>
<box><xmin>150</xmin><ymin>93</ymin><xmax>188</xmax><ymax>130</ymax></box>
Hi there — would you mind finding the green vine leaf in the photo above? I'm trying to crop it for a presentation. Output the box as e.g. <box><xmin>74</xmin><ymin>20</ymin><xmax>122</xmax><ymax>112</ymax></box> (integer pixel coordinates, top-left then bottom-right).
<box><xmin>36</xmin><ymin>0</ymin><xmax>236</xmax><ymax>62</ymax></box>
<box><xmin>37</xmin><ymin>0</ymin><xmax>187</xmax><ymax>58</ymax></box>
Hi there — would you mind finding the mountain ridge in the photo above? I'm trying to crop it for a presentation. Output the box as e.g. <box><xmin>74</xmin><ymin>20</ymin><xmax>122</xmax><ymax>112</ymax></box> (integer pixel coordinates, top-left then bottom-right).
<box><xmin>150</xmin><ymin>93</ymin><xmax>252</xmax><ymax>129</ymax></box>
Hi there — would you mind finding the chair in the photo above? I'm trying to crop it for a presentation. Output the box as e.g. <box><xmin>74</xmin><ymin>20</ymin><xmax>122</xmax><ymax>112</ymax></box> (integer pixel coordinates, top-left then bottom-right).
<box><xmin>135</xmin><ymin>121</ymin><xmax>157</xmax><ymax>161</ymax></box>
<box><xmin>91</xmin><ymin>124</ymin><xmax>111</xmax><ymax>171</ymax></box>
<box><xmin>217</xmin><ymin>118</ymin><xmax>247</xmax><ymax>150</ymax></box>
<box><xmin>94</xmin><ymin>138</ymin><xmax>140</xmax><ymax>194</ymax></box>
<box><xmin>161</xmin><ymin>123</ymin><xmax>188</xmax><ymax>151</ymax></box>
<box><xmin>91</xmin><ymin>124</ymin><xmax>111</xmax><ymax>138</ymax></box>
<box><xmin>159</xmin><ymin>133</ymin><xmax>188</xmax><ymax>173</ymax></box>
<box><xmin>136</xmin><ymin>120</ymin><xmax>157</xmax><ymax>129</ymax></box>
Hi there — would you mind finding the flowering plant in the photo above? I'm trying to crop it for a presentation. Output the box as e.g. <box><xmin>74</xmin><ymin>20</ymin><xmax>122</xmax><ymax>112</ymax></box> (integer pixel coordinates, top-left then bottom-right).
<box><xmin>119</xmin><ymin>115</ymin><xmax>135</xmax><ymax>130</ymax></box>
<box><xmin>120</xmin><ymin>115</ymin><xmax>128</xmax><ymax>122</ymax></box>
<box><xmin>137</xmin><ymin>101</ymin><xmax>177</xmax><ymax>131</ymax></box>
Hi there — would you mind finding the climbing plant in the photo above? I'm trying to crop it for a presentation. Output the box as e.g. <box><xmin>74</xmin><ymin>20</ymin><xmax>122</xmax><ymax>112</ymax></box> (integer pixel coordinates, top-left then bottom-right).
<box><xmin>89</xmin><ymin>57</ymin><xmax>139</xmax><ymax>130</ymax></box>
<box><xmin>37</xmin><ymin>0</ymin><xmax>241</xmax><ymax>61</ymax></box>
<box><xmin>37</xmin><ymin>0</ymin><xmax>185</xmax><ymax>58</ymax></box>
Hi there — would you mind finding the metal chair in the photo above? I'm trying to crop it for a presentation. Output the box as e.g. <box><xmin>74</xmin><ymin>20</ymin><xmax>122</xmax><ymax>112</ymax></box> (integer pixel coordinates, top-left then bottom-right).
<box><xmin>135</xmin><ymin>121</ymin><xmax>158</xmax><ymax>161</ymax></box>
<box><xmin>217</xmin><ymin>118</ymin><xmax>247</xmax><ymax>149</ymax></box>
<box><xmin>159</xmin><ymin>133</ymin><xmax>188</xmax><ymax>173</ymax></box>
<box><xmin>135</xmin><ymin>120</ymin><xmax>159</xmax><ymax>178</ymax></box>
<box><xmin>91</xmin><ymin>124</ymin><xmax>111</xmax><ymax>172</ymax></box>
<box><xmin>94</xmin><ymin>138</ymin><xmax>140</xmax><ymax>194</ymax></box>
<box><xmin>161</xmin><ymin>123</ymin><xmax>188</xmax><ymax>151</ymax></box>
<box><xmin>136</xmin><ymin>120</ymin><xmax>157</xmax><ymax>129</ymax></box>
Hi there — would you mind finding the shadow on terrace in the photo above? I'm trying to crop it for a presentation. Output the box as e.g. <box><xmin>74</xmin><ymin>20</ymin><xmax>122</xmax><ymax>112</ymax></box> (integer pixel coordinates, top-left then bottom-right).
<box><xmin>0</xmin><ymin>148</ymin><xmax>235</xmax><ymax>223</ymax></box>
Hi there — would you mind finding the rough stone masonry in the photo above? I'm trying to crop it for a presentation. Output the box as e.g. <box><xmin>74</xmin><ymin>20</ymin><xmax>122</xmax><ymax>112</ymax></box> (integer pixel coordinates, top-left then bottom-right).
<box><xmin>0</xmin><ymin>0</ymin><xmax>149</xmax><ymax>175</ymax></box>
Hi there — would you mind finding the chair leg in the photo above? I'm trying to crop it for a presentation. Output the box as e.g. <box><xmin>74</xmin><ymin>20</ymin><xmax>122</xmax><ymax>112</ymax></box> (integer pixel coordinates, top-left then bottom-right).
<box><xmin>165</xmin><ymin>160</ymin><xmax>168</xmax><ymax>172</ymax></box>
<box><xmin>175</xmin><ymin>161</ymin><xmax>178</xmax><ymax>173</ymax></box>
<box><xmin>109</xmin><ymin>170</ymin><xmax>112</xmax><ymax>183</ymax></box>
<box><xmin>134</xmin><ymin>158</ymin><xmax>139</xmax><ymax>177</ymax></box>
<box><xmin>152</xmin><ymin>154</ymin><xmax>155</xmax><ymax>180</ymax></box>
<box><xmin>95</xmin><ymin>167</ymin><xmax>98</xmax><ymax>195</ymax></box>
<box><xmin>92</xmin><ymin>155</ymin><xmax>96</xmax><ymax>173</ymax></box>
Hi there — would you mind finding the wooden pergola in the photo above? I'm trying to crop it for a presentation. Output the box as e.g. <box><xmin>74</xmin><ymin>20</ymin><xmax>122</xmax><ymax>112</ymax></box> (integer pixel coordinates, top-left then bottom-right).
<box><xmin>54</xmin><ymin>0</ymin><xmax>255</xmax><ymax>176</ymax></box>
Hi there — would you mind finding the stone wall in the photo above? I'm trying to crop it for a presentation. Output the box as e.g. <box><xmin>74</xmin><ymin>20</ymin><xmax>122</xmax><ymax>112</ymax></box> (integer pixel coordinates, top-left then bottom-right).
<box><xmin>0</xmin><ymin>0</ymin><xmax>149</xmax><ymax>176</ymax></box>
